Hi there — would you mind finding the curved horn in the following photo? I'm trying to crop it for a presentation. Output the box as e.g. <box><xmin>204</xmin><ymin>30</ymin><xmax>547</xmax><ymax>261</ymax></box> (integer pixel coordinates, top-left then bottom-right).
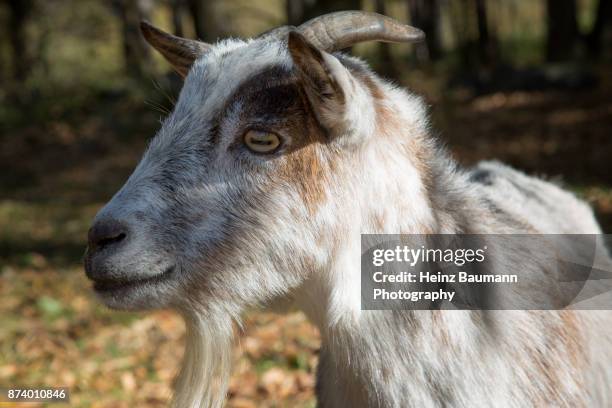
<box><xmin>297</xmin><ymin>11</ymin><xmax>425</xmax><ymax>52</ymax></box>
<box><xmin>257</xmin><ymin>25</ymin><xmax>297</xmax><ymax>40</ymax></box>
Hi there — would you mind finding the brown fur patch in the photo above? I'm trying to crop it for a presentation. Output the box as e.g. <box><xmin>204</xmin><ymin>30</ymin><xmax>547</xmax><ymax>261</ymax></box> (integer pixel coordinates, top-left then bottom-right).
<box><xmin>431</xmin><ymin>311</ymin><xmax>451</xmax><ymax>347</ymax></box>
<box><xmin>557</xmin><ymin>311</ymin><xmax>586</xmax><ymax>373</ymax></box>
<box><xmin>520</xmin><ymin>311</ymin><xmax>587</xmax><ymax>406</ymax></box>
<box><xmin>275</xmin><ymin>80</ymin><xmax>334</xmax><ymax>216</ymax></box>
<box><xmin>279</xmin><ymin>143</ymin><xmax>329</xmax><ymax>216</ymax></box>
<box><xmin>369</xmin><ymin>212</ymin><xmax>386</xmax><ymax>231</ymax></box>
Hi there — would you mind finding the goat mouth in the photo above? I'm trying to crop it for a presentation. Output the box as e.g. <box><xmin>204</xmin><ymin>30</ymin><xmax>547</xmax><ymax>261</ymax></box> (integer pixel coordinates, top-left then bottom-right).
<box><xmin>92</xmin><ymin>265</ymin><xmax>176</xmax><ymax>293</ymax></box>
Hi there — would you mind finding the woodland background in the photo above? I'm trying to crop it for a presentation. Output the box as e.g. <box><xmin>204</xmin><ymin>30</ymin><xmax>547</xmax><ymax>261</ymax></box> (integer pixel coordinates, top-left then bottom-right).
<box><xmin>1</xmin><ymin>0</ymin><xmax>611</xmax><ymax>406</ymax></box>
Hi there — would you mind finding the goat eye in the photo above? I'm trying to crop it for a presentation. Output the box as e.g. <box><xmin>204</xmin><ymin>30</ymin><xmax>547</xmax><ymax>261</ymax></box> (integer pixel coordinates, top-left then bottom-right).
<box><xmin>243</xmin><ymin>130</ymin><xmax>281</xmax><ymax>154</ymax></box>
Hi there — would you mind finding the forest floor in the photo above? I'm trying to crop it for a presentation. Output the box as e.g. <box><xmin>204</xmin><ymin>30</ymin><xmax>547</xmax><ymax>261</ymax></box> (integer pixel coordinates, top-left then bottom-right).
<box><xmin>1</xmin><ymin>74</ymin><xmax>611</xmax><ymax>407</ymax></box>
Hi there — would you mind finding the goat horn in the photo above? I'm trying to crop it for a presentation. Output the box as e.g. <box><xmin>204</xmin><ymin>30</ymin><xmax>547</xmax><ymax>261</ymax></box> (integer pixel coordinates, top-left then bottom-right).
<box><xmin>297</xmin><ymin>11</ymin><xmax>425</xmax><ymax>52</ymax></box>
<box><xmin>258</xmin><ymin>25</ymin><xmax>297</xmax><ymax>40</ymax></box>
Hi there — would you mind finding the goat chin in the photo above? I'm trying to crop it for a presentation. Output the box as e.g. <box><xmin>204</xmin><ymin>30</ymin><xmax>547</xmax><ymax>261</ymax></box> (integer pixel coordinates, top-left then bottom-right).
<box><xmin>173</xmin><ymin>312</ymin><xmax>234</xmax><ymax>408</ymax></box>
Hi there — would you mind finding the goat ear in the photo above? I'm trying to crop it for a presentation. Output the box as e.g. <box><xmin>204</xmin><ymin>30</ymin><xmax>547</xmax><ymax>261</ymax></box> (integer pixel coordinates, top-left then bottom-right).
<box><xmin>288</xmin><ymin>31</ymin><xmax>348</xmax><ymax>137</ymax></box>
<box><xmin>140</xmin><ymin>21</ymin><xmax>210</xmax><ymax>78</ymax></box>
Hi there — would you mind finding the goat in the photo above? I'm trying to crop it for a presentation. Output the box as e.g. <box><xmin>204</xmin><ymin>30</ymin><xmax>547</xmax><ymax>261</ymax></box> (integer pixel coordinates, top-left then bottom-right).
<box><xmin>84</xmin><ymin>11</ymin><xmax>612</xmax><ymax>408</ymax></box>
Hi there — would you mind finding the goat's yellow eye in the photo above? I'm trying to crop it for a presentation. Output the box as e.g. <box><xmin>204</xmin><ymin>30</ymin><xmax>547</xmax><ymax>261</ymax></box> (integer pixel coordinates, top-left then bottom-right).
<box><xmin>243</xmin><ymin>130</ymin><xmax>281</xmax><ymax>154</ymax></box>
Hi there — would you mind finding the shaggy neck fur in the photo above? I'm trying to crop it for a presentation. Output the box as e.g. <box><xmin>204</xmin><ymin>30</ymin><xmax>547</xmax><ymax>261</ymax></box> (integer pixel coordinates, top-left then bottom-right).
<box><xmin>291</xmin><ymin>78</ymin><xmax>599</xmax><ymax>407</ymax></box>
<box><xmin>291</xmin><ymin>81</ymin><xmax>478</xmax><ymax>407</ymax></box>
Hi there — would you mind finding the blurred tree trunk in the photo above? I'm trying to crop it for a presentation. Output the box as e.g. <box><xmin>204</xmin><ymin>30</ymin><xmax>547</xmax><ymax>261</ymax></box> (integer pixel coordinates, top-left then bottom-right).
<box><xmin>374</xmin><ymin>0</ymin><xmax>396</xmax><ymax>77</ymax></box>
<box><xmin>302</xmin><ymin>0</ymin><xmax>361</xmax><ymax>22</ymax></box>
<box><xmin>187</xmin><ymin>0</ymin><xmax>224</xmax><ymax>42</ymax></box>
<box><xmin>407</xmin><ymin>0</ymin><xmax>441</xmax><ymax>61</ymax></box>
<box><xmin>475</xmin><ymin>0</ymin><xmax>488</xmax><ymax>48</ymax></box>
<box><xmin>286</xmin><ymin>0</ymin><xmax>306</xmax><ymax>26</ymax></box>
<box><xmin>546</xmin><ymin>0</ymin><xmax>578</xmax><ymax>62</ymax></box>
<box><xmin>170</xmin><ymin>0</ymin><xmax>185</xmax><ymax>37</ymax></box>
<box><xmin>586</xmin><ymin>0</ymin><xmax>612</xmax><ymax>58</ymax></box>
<box><xmin>4</xmin><ymin>0</ymin><xmax>32</xmax><ymax>82</ymax></box>
<box><xmin>112</xmin><ymin>0</ymin><xmax>154</xmax><ymax>79</ymax></box>
<box><xmin>287</xmin><ymin>0</ymin><xmax>361</xmax><ymax>26</ymax></box>
<box><xmin>449</xmin><ymin>0</ymin><xmax>472</xmax><ymax>68</ymax></box>
<box><xmin>475</xmin><ymin>0</ymin><xmax>497</xmax><ymax>66</ymax></box>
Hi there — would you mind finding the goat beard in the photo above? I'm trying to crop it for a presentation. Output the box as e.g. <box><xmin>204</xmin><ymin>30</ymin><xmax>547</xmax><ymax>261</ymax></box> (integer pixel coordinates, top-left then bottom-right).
<box><xmin>172</xmin><ymin>310</ymin><xmax>235</xmax><ymax>408</ymax></box>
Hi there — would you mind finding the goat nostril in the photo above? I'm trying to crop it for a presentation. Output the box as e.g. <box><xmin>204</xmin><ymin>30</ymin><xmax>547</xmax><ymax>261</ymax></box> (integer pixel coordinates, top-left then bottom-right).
<box><xmin>88</xmin><ymin>219</ymin><xmax>130</xmax><ymax>252</ymax></box>
<box><xmin>97</xmin><ymin>232</ymin><xmax>126</xmax><ymax>249</ymax></box>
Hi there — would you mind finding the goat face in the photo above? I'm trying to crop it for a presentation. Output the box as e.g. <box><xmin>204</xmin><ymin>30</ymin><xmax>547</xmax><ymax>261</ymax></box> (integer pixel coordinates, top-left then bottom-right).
<box><xmin>84</xmin><ymin>15</ymin><xmax>424</xmax><ymax>313</ymax></box>
<box><xmin>84</xmin><ymin>37</ymin><xmax>359</xmax><ymax>312</ymax></box>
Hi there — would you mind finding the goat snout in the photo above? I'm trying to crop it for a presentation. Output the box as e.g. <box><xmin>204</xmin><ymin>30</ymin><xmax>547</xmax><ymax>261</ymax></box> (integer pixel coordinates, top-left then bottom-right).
<box><xmin>84</xmin><ymin>213</ymin><xmax>174</xmax><ymax>284</ymax></box>
<box><xmin>85</xmin><ymin>217</ymin><xmax>133</xmax><ymax>283</ymax></box>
